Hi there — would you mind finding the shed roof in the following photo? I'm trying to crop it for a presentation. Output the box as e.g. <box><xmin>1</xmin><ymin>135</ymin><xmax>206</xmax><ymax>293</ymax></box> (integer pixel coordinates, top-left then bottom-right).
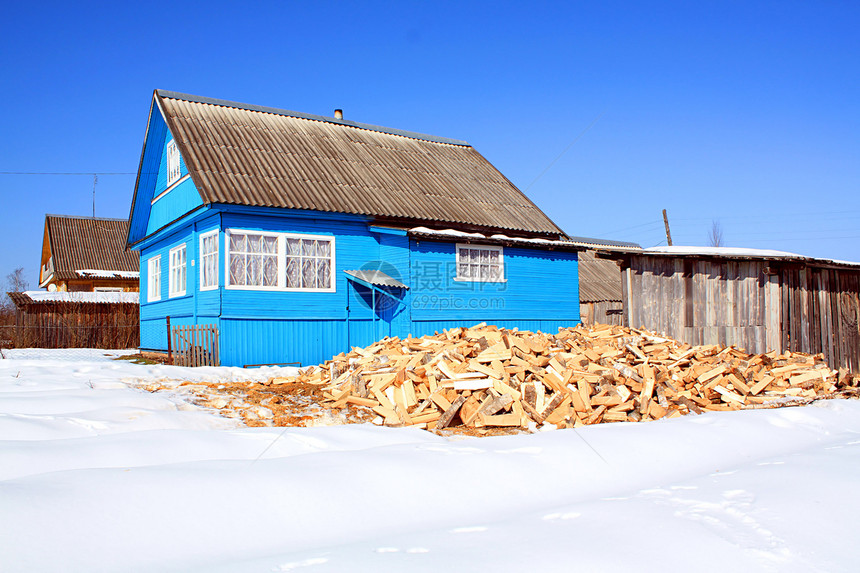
<box><xmin>154</xmin><ymin>90</ymin><xmax>566</xmax><ymax>237</ymax></box>
<box><xmin>44</xmin><ymin>216</ymin><xmax>139</xmax><ymax>282</ymax></box>
<box><xmin>9</xmin><ymin>291</ymin><xmax>139</xmax><ymax>306</ymax></box>
<box><xmin>578</xmin><ymin>249</ymin><xmax>623</xmax><ymax>302</ymax></box>
<box><xmin>637</xmin><ymin>246</ymin><xmax>860</xmax><ymax>269</ymax></box>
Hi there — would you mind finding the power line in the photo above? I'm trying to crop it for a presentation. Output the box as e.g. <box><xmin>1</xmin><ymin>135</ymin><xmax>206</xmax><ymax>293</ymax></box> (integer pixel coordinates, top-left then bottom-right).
<box><xmin>524</xmin><ymin>111</ymin><xmax>605</xmax><ymax>191</ymax></box>
<box><xmin>598</xmin><ymin>219</ymin><xmax>664</xmax><ymax>237</ymax></box>
<box><xmin>670</xmin><ymin>209</ymin><xmax>860</xmax><ymax>223</ymax></box>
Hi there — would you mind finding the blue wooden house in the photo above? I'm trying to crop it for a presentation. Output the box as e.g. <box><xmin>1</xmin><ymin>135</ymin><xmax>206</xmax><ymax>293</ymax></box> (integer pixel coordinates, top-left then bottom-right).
<box><xmin>127</xmin><ymin>90</ymin><xmax>582</xmax><ymax>367</ymax></box>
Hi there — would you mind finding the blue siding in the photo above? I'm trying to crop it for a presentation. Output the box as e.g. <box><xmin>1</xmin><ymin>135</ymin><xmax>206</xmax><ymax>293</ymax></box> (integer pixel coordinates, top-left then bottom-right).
<box><xmin>139</xmin><ymin>227</ymin><xmax>195</xmax><ymax>350</ymax></box>
<box><xmin>409</xmin><ymin>240</ymin><xmax>579</xmax><ymax>323</ymax></box>
<box><xmin>410</xmin><ymin>319</ymin><xmax>575</xmax><ymax>338</ymax></box>
<box><xmin>129</xmin><ymin>102</ymin><xmax>200</xmax><ymax>245</ymax></box>
<box><xmin>220</xmin><ymin>318</ymin><xmax>347</xmax><ymax>367</ymax></box>
<box><xmin>377</xmin><ymin>233</ymin><xmax>411</xmax><ymax>339</ymax></box>
<box><xmin>148</xmin><ymin>177</ymin><xmax>203</xmax><ymax>234</ymax></box>
<box><xmin>128</xmin><ymin>108</ymin><xmax>169</xmax><ymax>245</ymax></box>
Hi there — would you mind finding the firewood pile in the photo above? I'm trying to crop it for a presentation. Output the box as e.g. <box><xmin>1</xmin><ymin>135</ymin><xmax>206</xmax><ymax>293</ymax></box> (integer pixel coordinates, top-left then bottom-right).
<box><xmin>263</xmin><ymin>323</ymin><xmax>855</xmax><ymax>431</ymax></box>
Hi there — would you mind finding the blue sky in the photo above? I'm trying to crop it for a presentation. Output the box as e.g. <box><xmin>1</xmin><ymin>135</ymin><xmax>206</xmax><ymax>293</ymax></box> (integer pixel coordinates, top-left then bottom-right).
<box><xmin>1</xmin><ymin>0</ymin><xmax>858</xmax><ymax>289</ymax></box>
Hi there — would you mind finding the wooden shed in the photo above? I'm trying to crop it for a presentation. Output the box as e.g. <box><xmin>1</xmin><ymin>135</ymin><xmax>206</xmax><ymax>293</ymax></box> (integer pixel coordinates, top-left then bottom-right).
<box><xmin>604</xmin><ymin>246</ymin><xmax>860</xmax><ymax>372</ymax></box>
<box><xmin>577</xmin><ymin>244</ymin><xmax>640</xmax><ymax>325</ymax></box>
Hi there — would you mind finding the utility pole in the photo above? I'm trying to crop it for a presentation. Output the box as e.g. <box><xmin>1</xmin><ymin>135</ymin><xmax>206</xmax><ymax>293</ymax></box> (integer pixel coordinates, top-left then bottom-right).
<box><xmin>662</xmin><ymin>209</ymin><xmax>673</xmax><ymax>246</ymax></box>
<box><xmin>92</xmin><ymin>174</ymin><xmax>98</xmax><ymax>217</ymax></box>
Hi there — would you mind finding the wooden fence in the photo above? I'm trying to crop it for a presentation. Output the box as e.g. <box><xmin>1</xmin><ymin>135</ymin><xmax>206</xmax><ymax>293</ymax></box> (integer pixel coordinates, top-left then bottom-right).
<box><xmin>7</xmin><ymin>296</ymin><xmax>139</xmax><ymax>349</ymax></box>
<box><xmin>171</xmin><ymin>324</ymin><xmax>220</xmax><ymax>367</ymax></box>
<box><xmin>615</xmin><ymin>254</ymin><xmax>860</xmax><ymax>373</ymax></box>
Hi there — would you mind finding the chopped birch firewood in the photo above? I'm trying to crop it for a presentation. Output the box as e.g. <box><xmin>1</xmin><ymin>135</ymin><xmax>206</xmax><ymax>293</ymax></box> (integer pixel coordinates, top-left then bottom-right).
<box><xmin>203</xmin><ymin>322</ymin><xmax>854</xmax><ymax>434</ymax></box>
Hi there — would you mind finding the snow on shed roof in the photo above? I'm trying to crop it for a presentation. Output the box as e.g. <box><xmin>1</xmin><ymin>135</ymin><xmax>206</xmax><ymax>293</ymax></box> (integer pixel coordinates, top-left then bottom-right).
<box><xmin>14</xmin><ymin>291</ymin><xmax>139</xmax><ymax>304</ymax></box>
<box><xmin>641</xmin><ymin>246</ymin><xmax>860</xmax><ymax>267</ymax></box>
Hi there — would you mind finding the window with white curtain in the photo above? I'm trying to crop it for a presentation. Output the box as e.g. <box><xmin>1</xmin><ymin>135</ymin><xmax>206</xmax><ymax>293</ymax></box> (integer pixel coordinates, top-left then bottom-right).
<box><xmin>285</xmin><ymin>236</ymin><xmax>332</xmax><ymax>289</ymax></box>
<box><xmin>166</xmin><ymin>139</ymin><xmax>181</xmax><ymax>185</ymax></box>
<box><xmin>226</xmin><ymin>230</ymin><xmax>335</xmax><ymax>291</ymax></box>
<box><xmin>200</xmin><ymin>231</ymin><xmax>219</xmax><ymax>290</ymax></box>
<box><xmin>228</xmin><ymin>232</ymin><xmax>278</xmax><ymax>287</ymax></box>
<box><xmin>169</xmin><ymin>244</ymin><xmax>187</xmax><ymax>297</ymax></box>
<box><xmin>147</xmin><ymin>256</ymin><xmax>161</xmax><ymax>302</ymax></box>
<box><xmin>455</xmin><ymin>244</ymin><xmax>504</xmax><ymax>282</ymax></box>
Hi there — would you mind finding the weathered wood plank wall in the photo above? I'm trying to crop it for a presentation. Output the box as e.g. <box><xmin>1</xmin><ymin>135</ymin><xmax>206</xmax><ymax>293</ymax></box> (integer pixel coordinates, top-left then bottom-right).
<box><xmin>579</xmin><ymin>301</ymin><xmax>624</xmax><ymax>326</ymax></box>
<box><xmin>11</xmin><ymin>302</ymin><xmax>139</xmax><ymax>349</ymax></box>
<box><xmin>622</xmin><ymin>255</ymin><xmax>860</xmax><ymax>372</ymax></box>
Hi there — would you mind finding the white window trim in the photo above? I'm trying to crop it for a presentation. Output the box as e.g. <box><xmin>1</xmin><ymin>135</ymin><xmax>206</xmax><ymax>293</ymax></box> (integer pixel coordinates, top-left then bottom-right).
<box><xmin>454</xmin><ymin>243</ymin><xmax>506</xmax><ymax>283</ymax></box>
<box><xmin>168</xmin><ymin>244</ymin><xmax>187</xmax><ymax>298</ymax></box>
<box><xmin>147</xmin><ymin>255</ymin><xmax>161</xmax><ymax>302</ymax></box>
<box><xmin>166</xmin><ymin>139</ymin><xmax>181</xmax><ymax>186</ymax></box>
<box><xmin>225</xmin><ymin>229</ymin><xmax>336</xmax><ymax>293</ymax></box>
<box><xmin>199</xmin><ymin>230</ymin><xmax>219</xmax><ymax>291</ymax></box>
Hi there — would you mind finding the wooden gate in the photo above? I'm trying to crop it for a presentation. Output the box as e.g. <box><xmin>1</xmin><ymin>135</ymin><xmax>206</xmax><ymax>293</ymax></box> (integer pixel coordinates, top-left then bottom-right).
<box><xmin>171</xmin><ymin>324</ymin><xmax>220</xmax><ymax>367</ymax></box>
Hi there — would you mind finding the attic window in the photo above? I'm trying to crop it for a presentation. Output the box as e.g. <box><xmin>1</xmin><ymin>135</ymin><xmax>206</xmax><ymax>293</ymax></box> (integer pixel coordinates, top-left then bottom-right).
<box><xmin>166</xmin><ymin>139</ymin><xmax>181</xmax><ymax>185</ymax></box>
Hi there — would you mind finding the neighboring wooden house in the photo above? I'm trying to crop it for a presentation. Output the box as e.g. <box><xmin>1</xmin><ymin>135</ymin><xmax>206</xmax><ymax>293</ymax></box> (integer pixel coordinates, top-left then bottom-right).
<box><xmin>127</xmin><ymin>90</ymin><xmax>583</xmax><ymax>367</ymax></box>
<box><xmin>39</xmin><ymin>215</ymin><xmax>139</xmax><ymax>292</ymax></box>
<box><xmin>575</xmin><ymin>241</ymin><xmax>641</xmax><ymax>325</ymax></box>
<box><xmin>604</xmin><ymin>246</ymin><xmax>860</xmax><ymax>372</ymax></box>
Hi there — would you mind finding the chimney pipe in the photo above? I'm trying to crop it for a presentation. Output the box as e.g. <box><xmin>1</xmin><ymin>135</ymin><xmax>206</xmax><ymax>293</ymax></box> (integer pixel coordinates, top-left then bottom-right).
<box><xmin>334</xmin><ymin>109</ymin><xmax>343</xmax><ymax>120</ymax></box>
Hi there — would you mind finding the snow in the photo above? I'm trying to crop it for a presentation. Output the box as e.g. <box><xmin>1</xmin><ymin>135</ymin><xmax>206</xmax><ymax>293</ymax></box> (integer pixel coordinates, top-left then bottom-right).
<box><xmin>76</xmin><ymin>269</ymin><xmax>140</xmax><ymax>279</ymax></box>
<box><xmin>410</xmin><ymin>226</ymin><xmax>486</xmax><ymax>239</ymax></box>
<box><xmin>20</xmin><ymin>290</ymin><xmax>140</xmax><ymax>303</ymax></box>
<box><xmin>644</xmin><ymin>246</ymin><xmax>860</xmax><ymax>266</ymax></box>
<box><xmin>409</xmin><ymin>226</ymin><xmax>641</xmax><ymax>251</ymax></box>
<box><xmin>2</xmin><ymin>350</ymin><xmax>859</xmax><ymax>572</ymax></box>
<box><xmin>411</xmin><ymin>227</ymin><xmax>580</xmax><ymax>248</ymax></box>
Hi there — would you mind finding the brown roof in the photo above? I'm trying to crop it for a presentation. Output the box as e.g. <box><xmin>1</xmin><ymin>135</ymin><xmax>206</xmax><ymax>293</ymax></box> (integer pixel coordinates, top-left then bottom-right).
<box><xmin>45</xmin><ymin>216</ymin><xmax>139</xmax><ymax>281</ymax></box>
<box><xmin>156</xmin><ymin>91</ymin><xmax>565</xmax><ymax>237</ymax></box>
<box><xmin>578</xmin><ymin>249</ymin><xmax>623</xmax><ymax>302</ymax></box>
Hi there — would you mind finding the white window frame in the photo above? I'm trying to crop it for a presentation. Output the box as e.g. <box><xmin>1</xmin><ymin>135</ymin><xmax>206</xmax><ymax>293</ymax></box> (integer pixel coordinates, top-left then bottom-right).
<box><xmin>147</xmin><ymin>255</ymin><xmax>161</xmax><ymax>302</ymax></box>
<box><xmin>199</xmin><ymin>230</ymin><xmax>219</xmax><ymax>291</ymax></box>
<box><xmin>455</xmin><ymin>243</ymin><xmax>506</xmax><ymax>282</ymax></box>
<box><xmin>166</xmin><ymin>139</ymin><xmax>181</xmax><ymax>186</ymax></box>
<box><xmin>225</xmin><ymin>229</ymin><xmax>336</xmax><ymax>293</ymax></box>
<box><xmin>168</xmin><ymin>244</ymin><xmax>187</xmax><ymax>298</ymax></box>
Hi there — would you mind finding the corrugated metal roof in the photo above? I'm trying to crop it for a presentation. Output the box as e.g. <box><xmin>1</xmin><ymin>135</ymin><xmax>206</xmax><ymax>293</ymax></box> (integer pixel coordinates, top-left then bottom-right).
<box><xmin>344</xmin><ymin>269</ymin><xmax>409</xmax><ymax>290</ymax></box>
<box><xmin>578</xmin><ymin>249</ymin><xmax>623</xmax><ymax>302</ymax></box>
<box><xmin>566</xmin><ymin>236</ymin><xmax>642</xmax><ymax>250</ymax></box>
<box><xmin>45</xmin><ymin>215</ymin><xmax>139</xmax><ymax>281</ymax></box>
<box><xmin>155</xmin><ymin>90</ymin><xmax>566</xmax><ymax>237</ymax></box>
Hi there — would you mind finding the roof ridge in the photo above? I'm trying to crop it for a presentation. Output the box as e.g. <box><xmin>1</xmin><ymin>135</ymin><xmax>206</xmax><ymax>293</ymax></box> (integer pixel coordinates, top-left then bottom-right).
<box><xmin>46</xmin><ymin>214</ymin><xmax>129</xmax><ymax>222</ymax></box>
<box><xmin>155</xmin><ymin>89</ymin><xmax>470</xmax><ymax>147</ymax></box>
